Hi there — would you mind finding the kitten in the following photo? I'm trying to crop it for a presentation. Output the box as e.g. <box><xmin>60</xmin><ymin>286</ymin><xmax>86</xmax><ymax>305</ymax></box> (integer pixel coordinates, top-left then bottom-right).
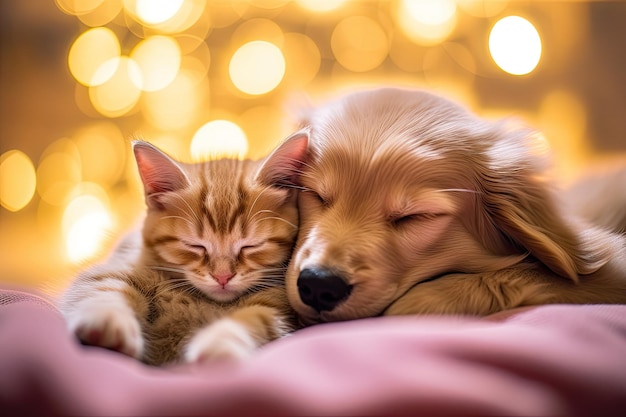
<box><xmin>59</xmin><ymin>130</ymin><xmax>308</xmax><ymax>365</ymax></box>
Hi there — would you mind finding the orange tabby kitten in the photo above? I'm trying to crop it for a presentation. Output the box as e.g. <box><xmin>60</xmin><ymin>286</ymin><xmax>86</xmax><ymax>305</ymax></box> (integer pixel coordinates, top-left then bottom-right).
<box><xmin>59</xmin><ymin>131</ymin><xmax>308</xmax><ymax>365</ymax></box>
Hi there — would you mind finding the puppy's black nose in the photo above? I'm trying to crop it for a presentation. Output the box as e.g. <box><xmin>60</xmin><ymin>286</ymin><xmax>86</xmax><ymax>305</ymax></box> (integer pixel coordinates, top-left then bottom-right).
<box><xmin>297</xmin><ymin>267</ymin><xmax>352</xmax><ymax>312</ymax></box>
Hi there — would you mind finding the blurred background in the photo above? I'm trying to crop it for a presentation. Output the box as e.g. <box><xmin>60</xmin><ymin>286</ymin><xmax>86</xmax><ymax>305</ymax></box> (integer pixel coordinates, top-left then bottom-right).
<box><xmin>1</xmin><ymin>0</ymin><xmax>625</xmax><ymax>296</ymax></box>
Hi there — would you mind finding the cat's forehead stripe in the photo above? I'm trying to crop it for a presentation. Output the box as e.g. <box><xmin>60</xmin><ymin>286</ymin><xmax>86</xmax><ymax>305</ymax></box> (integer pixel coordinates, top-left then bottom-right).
<box><xmin>196</xmin><ymin>178</ymin><xmax>216</xmax><ymax>235</ymax></box>
<box><xmin>226</xmin><ymin>189</ymin><xmax>248</xmax><ymax>235</ymax></box>
<box><xmin>199</xmin><ymin>167</ymin><xmax>250</xmax><ymax>236</ymax></box>
<box><xmin>150</xmin><ymin>235</ymin><xmax>179</xmax><ymax>246</ymax></box>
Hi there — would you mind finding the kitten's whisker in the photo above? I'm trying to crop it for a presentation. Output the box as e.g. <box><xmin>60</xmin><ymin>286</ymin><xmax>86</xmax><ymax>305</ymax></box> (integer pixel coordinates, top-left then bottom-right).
<box><xmin>254</xmin><ymin>270</ymin><xmax>287</xmax><ymax>277</ymax></box>
<box><xmin>252</xmin><ymin>216</ymin><xmax>297</xmax><ymax>229</ymax></box>
<box><xmin>154</xmin><ymin>194</ymin><xmax>197</xmax><ymax>223</ymax></box>
<box><xmin>252</xmin><ymin>268</ymin><xmax>287</xmax><ymax>274</ymax></box>
<box><xmin>248</xmin><ymin>209</ymin><xmax>285</xmax><ymax>222</ymax></box>
<box><xmin>159</xmin><ymin>215</ymin><xmax>196</xmax><ymax>228</ymax></box>
<box><xmin>250</xmin><ymin>270</ymin><xmax>287</xmax><ymax>277</ymax></box>
<box><xmin>247</xmin><ymin>282</ymin><xmax>285</xmax><ymax>293</ymax></box>
<box><xmin>152</xmin><ymin>280</ymin><xmax>195</xmax><ymax>298</ymax></box>
<box><xmin>170</xmin><ymin>193</ymin><xmax>203</xmax><ymax>225</ymax></box>
<box><xmin>149</xmin><ymin>265</ymin><xmax>186</xmax><ymax>275</ymax></box>
<box><xmin>149</xmin><ymin>265</ymin><xmax>206</xmax><ymax>283</ymax></box>
<box><xmin>249</xmin><ymin>283</ymin><xmax>284</xmax><ymax>290</ymax></box>
<box><xmin>155</xmin><ymin>282</ymin><xmax>188</xmax><ymax>293</ymax></box>
<box><xmin>246</xmin><ymin>184</ymin><xmax>275</xmax><ymax>219</ymax></box>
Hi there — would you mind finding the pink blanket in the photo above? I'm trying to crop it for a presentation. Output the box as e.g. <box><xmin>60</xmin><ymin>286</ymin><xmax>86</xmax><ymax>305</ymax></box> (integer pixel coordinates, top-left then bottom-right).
<box><xmin>1</xmin><ymin>287</ymin><xmax>625</xmax><ymax>416</ymax></box>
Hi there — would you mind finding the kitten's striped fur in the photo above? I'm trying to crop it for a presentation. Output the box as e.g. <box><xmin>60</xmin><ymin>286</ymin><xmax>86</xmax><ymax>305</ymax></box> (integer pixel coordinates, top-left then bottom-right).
<box><xmin>59</xmin><ymin>131</ymin><xmax>308</xmax><ymax>365</ymax></box>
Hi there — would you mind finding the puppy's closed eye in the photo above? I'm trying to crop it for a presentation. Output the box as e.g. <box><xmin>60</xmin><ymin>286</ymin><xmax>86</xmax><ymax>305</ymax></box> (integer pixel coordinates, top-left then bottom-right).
<box><xmin>303</xmin><ymin>189</ymin><xmax>331</xmax><ymax>208</ymax></box>
<box><xmin>390</xmin><ymin>212</ymin><xmax>446</xmax><ymax>227</ymax></box>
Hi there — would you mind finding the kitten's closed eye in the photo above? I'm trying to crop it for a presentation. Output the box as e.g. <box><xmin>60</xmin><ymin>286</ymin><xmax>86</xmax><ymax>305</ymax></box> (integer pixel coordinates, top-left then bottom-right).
<box><xmin>240</xmin><ymin>243</ymin><xmax>263</xmax><ymax>254</ymax></box>
<box><xmin>184</xmin><ymin>242</ymin><xmax>207</xmax><ymax>253</ymax></box>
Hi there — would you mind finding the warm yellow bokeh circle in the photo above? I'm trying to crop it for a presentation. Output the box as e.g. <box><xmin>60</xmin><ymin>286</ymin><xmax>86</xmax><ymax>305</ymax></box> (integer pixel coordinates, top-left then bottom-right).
<box><xmin>489</xmin><ymin>16</ymin><xmax>542</xmax><ymax>75</ymax></box>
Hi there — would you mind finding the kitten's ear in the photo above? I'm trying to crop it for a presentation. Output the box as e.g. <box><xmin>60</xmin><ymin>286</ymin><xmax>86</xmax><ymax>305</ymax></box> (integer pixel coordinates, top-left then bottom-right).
<box><xmin>255</xmin><ymin>128</ymin><xmax>309</xmax><ymax>187</ymax></box>
<box><xmin>133</xmin><ymin>141</ymin><xmax>190</xmax><ymax>209</ymax></box>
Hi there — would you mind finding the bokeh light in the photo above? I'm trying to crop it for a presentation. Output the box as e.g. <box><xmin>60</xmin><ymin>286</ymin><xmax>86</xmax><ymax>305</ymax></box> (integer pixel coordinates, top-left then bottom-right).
<box><xmin>63</xmin><ymin>192</ymin><xmax>113</xmax><ymax>262</ymax></box>
<box><xmin>77</xmin><ymin>0</ymin><xmax>123</xmax><ymax>27</ymax></box>
<box><xmin>130</xmin><ymin>36</ymin><xmax>181</xmax><ymax>92</ymax></box>
<box><xmin>142</xmin><ymin>70</ymin><xmax>207</xmax><ymax>131</ymax></box>
<box><xmin>422</xmin><ymin>43</ymin><xmax>476</xmax><ymax>92</ymax></box>
<box><xmin>538</xmin><ymin>90</ymin><xmax>588</xmax><ymax>176</ymax></box>
<box><xmin>89</xmin><ymin>56</ymin><xmax>143</xmax><ymax>117</ymax></box>
<box><xmin>176</xmin><ymin>33</ymin><xmax>210</xmax><ymax>55</ymax></box>
<box><xmin>0</xmin><ymin>151</ymin><xmax>37</xmax><ymax>212</ymax></box>
<box><xmin>144</xmin><ymin>135</ymin><xmax>188</xmax><ymax>161</ymax></box>
<box><xmin>457</xmin><ymin>0</ymin><xmax>508</xmax><ymax>18</ymax></box>
<box><xmin>331</xmin><ymin>16</ymin><xmax>388</xmax><ymax>72</ymax></box>
<box><xmin>124</xmin><ymin>0</ymin><xmax>206</xmax><ymax>34</ymax></box>
<box><xmin>201</xmin><ymin>1</ymin><xmax>239</xmax><ymax>28</ymax></box>
<box><xmin>396</xmin><ymin>0</ymin><xmax>457</xmax><ymax>46</ymax></box>
<box><xmin>239</xmin><ymin>106</ymin><xmax>287</xmax><ymax>160</ymax></box>
<box><xmin>489</xmin><ymin>16</ymin><xmax>542</xmax><ymax>75</ymax></box>
<box><xmin>250</xmin><ymin>0</ymin><xmax>290</xmax><ymax>9</ymax></box>
<box><xmin>68</xmin><ymin>27</ymin><xmax>121</xmax><ymax>86</ymax></box>
<box><xmin>282</xmin><ymin>33</ymin><xmax>321</xmax><ymax>87</ymax></box>
<box><xmin>230</xmin><ymin>18</ymin><xmax>284</xmax><ymax>47</ymax></box>
<box><xmin>229</xmin><ymin>41</ymin><xmax>286</xmax><ymax>95</ymax></box>
<box><xmin>37</xmin><ymin>151</ymin><xmax>82</xmax><ymax>206</ymax></box>
<box><xmin>190</xmin><ymin>120</ymin><xmax>249</xmax><ymax>160</ymax></box>
<box><xmin>295</xmin><ymin>0</ymin><xmax>347</xmax><ymax>12</ymax></box>
<box><xmin>136</xmin><ymin>0</ymin><xmax>184</xmax><ymax>25</ymax></box>
<box><xmin>72</xmin><ymin>122</ymin><xmax>127</xmax><ymax>187</ymax></box>
<box><xmin>56</xmin><ymin>0</ymin><xmax>105</xmax><ymax>16</ymax></box>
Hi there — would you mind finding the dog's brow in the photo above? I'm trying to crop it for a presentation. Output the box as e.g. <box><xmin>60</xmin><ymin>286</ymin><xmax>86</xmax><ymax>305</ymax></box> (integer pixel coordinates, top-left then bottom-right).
<box><xmin>388</xmin><ymin>188</ymin><xmax>458</xmax><ymax>215</ymax></box>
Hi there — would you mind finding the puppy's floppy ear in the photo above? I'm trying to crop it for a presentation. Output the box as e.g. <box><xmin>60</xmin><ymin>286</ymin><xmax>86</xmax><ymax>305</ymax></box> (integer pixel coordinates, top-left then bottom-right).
<box><xmin>255</xmin><ymin>128</ymin><xmax>309</xmax><ymax>187</ymax></box>
<box><xmin>478</xmin><ymin>128</ymin><xmax>612</xmax><ymax>281</ymax></box>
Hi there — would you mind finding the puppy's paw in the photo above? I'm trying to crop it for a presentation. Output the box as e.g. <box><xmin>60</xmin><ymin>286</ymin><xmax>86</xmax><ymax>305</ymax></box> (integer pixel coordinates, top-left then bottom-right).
<box><xmin>184</xmin><ymin>319</ymin><xmax>258</xmax><ymax>364</ymax></box>
<box><xmin>66</xmin><ymin>302</ymin><xmax>144</xmax><ymax>359</ymax></box>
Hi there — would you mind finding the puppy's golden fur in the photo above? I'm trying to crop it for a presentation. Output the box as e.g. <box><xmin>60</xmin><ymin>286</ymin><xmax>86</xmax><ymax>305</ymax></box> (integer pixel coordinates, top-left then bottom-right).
<box><xmin>286</xmin><ymin>88</ymin><xmax>626</xmax><ymax>324</ymax></box>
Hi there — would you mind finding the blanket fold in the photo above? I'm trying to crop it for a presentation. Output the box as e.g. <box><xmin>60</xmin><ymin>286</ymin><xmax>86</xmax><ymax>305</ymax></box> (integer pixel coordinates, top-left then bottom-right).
<box><xmin>1</xmin><ymin>286</ymin><xmax>625</xmax><ymax>416</ymax></box>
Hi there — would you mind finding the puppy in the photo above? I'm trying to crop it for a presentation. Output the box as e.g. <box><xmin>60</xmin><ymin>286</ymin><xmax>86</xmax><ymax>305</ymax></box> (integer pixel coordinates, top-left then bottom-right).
<box><xmin>286</xmin><ymin>87</ymin><xmax>626</xmax><ymax>324</ymax></box>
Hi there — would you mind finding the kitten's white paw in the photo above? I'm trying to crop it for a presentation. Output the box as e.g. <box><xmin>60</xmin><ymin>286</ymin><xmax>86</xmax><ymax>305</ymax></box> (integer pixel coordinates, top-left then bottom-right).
<box><xmin>66</xmin><ymin>302</ymin><xmax>144</xmax><ymax>359</ymax></box>
<box><xmin>184</xmin><ymin>319</ymin><xmax>258</xmax><ymax>364</ymax></box>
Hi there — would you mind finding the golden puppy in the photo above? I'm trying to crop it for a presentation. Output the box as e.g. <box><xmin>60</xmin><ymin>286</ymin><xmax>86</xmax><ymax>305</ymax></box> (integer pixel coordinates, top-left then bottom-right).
<box><xmin>286</xmin><ymin>87</ymin><xmax>626</xmax><ymax>324</ymax></box>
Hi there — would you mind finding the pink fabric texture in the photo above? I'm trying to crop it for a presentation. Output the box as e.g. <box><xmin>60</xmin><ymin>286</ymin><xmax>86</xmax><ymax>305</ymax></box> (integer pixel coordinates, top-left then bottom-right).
<box><xmin>1</xmin><ymin>287</ymin><xmax>625</xmax><ymax>416</ymax></box>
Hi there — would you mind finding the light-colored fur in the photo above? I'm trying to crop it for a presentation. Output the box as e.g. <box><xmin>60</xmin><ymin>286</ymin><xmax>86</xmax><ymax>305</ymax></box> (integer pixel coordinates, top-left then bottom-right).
<box><xmin>565</xmin><ymin>164</ymin><xmax>626</xmax><ymax>234</ymax></box>
<box><xmin>286</xmin><ymin>87</ymin><xmax>626</xmax><ymax>324</ymax></box>
<box><xmin>59</xmin><ymin>132</ymin><xmax>308</xmax><ymax>365</ymax></box>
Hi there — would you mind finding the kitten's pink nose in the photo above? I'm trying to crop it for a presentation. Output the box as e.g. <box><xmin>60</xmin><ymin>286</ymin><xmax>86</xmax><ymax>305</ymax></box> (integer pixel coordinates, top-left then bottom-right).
<box><xmin>212</xmin><ymin>272</ymin><xmax>235</xmax><ymax>286</ymax></box>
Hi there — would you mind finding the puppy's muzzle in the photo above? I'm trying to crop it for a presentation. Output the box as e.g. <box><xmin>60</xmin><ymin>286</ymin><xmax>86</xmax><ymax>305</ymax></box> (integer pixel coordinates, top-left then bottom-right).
<box><xmin>297</xmin><ymin>267</ymin><xmax>353</xmax><ymax>312</ymax></box>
